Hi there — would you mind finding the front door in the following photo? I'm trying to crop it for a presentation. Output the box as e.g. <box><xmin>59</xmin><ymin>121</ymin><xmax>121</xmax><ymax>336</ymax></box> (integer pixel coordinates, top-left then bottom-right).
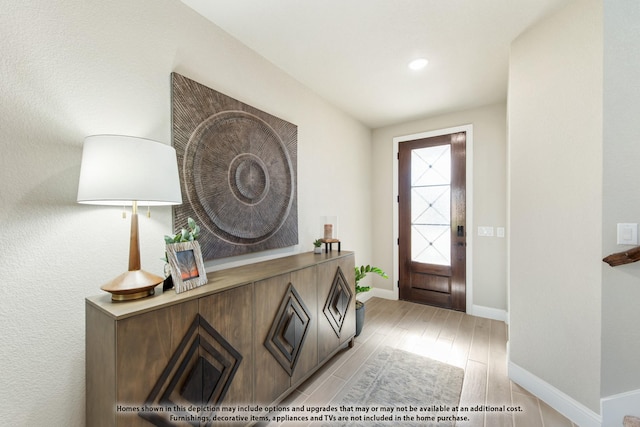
<box><xmin>398</xmin><ymin>132</ymin><xmax>466</xmax><ymax>311</ymax></box>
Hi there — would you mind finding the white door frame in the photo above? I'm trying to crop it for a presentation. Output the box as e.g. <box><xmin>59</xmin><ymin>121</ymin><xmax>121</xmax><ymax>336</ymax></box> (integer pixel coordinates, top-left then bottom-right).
<box><xmin>392</xmin><ymin>124</ymin><xmax>473</xmax><ymax>312</ymax></box>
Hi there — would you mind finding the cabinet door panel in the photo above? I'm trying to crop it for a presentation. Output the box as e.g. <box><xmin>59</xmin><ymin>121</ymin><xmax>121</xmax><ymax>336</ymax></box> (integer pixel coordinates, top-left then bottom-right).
<box><xmin>199</xmin><ymin>284</ymin><xmax>253</xmax><ymax>406</ymax></box>
<box><xmin>86</xmin><ymin>307</ymin><xmax>116</xmax><ymax>427</ymax></box>
<box><xmin>317</xmin><ymin>255</ymin><xmax>355</xmax><ymax>362</ymax></box>
<box><xmin>254</xmin><ymin>274</ymin><xmax>292</xmax><ymax>404</ymax></box>
<box><xmin>116</xmin><ymin>300</ymin><xmax>199</xmax><ymax>427</ymax></box>
<box><xmin>336</xmin><ymin>255</ymin><xmax>356</xmax><ymax>346</ymax></box>
<box><xmin>290</xmin><ymin>266</ymin><xmax>318</xmax><ymax>385</ymax></box>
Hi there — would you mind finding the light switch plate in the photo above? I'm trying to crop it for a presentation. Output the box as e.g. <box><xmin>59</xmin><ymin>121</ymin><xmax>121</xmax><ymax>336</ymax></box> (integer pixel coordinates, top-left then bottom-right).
<box><xmin>478</xmin><ymin>226</ymin><xmax>494</xmax><ymax>237</ymax></box>
<box><xmin>497</xmin><ymin>227</ymin><xmax>505</xmax><ymax>238</ymax></box>
<box><xmin>617</xmin><ymin>223</ymin><xmax>638</xmax><ymax>245</ymax></box>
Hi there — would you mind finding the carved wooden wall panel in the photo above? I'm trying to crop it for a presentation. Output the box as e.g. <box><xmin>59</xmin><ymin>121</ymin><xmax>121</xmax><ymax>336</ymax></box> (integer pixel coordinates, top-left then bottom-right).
<box><xmin>171</xmin><ymin>73</ymin><xmax>298</xmax><ymax>261</ymax></box>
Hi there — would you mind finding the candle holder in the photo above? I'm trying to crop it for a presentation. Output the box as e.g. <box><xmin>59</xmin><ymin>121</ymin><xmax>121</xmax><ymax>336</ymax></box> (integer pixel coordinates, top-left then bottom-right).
<box><xmin>320</xmin><ymin>215</ymin><xmax>340</xmax><ymax>252</ymax></box>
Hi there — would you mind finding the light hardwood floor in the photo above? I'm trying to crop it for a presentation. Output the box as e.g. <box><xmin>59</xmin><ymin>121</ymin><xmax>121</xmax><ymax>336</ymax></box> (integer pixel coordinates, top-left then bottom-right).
<box><xmin>269</xmin><ymin>297</ymin><xmax>578</xmax><ymax>427</ymax></box>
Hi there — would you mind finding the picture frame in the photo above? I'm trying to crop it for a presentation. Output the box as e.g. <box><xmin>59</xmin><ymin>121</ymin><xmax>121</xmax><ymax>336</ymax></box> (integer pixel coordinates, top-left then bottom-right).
<box><xmin>166</xmin><ymin>241</ymin><xmax>208</xmax><ymax>294</ymax></box>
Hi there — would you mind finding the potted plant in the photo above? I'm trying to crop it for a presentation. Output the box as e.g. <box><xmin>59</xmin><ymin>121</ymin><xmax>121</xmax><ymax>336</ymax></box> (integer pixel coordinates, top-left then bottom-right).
<box><xmin>162</xmin><ymin>217</ymin><xmax>200</xmax><ymax>291</ymax></box>
<box><xmin>354</xmin><ymin>264</ymin><xmax>388</xmax><ymax>336</ymax></box>
<box><xmin>313</xmin><ymin>238</ymin><xmax>323</xmax><ymax>254</ymax></box>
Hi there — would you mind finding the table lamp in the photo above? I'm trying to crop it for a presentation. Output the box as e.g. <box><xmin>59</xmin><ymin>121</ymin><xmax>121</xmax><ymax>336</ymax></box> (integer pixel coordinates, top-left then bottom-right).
<box><xmin>77</xmin><ymin>135</ymin><xmax>182</xmax><ymax>301</ymax></box>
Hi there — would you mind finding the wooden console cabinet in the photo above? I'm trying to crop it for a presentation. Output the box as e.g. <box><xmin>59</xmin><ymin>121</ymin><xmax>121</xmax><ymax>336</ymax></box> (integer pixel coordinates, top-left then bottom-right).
<box><xmin>86</xmin><ymin>251</ymin><xmax>355</xmax><ymax>427</ymax></box>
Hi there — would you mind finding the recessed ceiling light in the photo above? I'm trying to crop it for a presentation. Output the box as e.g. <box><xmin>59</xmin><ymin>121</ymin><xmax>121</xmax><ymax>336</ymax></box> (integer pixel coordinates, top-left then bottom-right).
<box><xmin>408</xmin><ymin>58</ymin><xmax>429</xmax><ymax>70</ymax></box>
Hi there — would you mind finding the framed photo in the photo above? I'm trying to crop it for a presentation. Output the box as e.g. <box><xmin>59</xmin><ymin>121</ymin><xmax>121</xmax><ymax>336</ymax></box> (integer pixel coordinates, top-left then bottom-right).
<box><xmin>166</xmin><ymin>241</ymin><xmax>208</xmax><ymax>294</ymax></box>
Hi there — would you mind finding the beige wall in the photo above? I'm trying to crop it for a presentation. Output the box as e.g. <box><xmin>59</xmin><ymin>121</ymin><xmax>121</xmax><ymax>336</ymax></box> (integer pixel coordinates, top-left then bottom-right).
<box><xmin>0</xmin><ymin>1</ymin><xmax>371</xmax><ymax>425</ymax></box>
<box><xmin>508</xmin><ymin>0</ymin><xmax>603</xmax><ymax>414</ymax></box>
<box><xmin>371</xmin><ymin>103</ymin><xmax>507</xmax><ymax>313</ymax></box>
<box><xmin>602</xmin><ymin>0</ymin><xmax>640</xmax><ymax>403</ymax></box>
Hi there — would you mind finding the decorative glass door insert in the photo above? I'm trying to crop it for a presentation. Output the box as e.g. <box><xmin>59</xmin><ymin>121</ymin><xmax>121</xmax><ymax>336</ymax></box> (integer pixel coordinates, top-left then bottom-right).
<box><xmin>411</xmin><ymin>145</ymin><xmax>451</xmax><ymax>266</ymax></box>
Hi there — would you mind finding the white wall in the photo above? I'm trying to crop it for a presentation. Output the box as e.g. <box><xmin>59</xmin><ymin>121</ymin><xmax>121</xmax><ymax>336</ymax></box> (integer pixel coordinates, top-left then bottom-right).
<box><xmin>601</xmin><ymin>0</ymin><xmax>640</xmax><ymax>422</ymax></box>
<box><xmin>508</xmin><ymin>0</ymin><xmax>602</xmax><ymax>416</ymax></box>
<box><xmin>0</xmin><ymin>1</ymin><xmax>371</xmax><ymax>425</ymax></box>
<box><xmin>371</xmin><ymin>103</ymin><xmax>507</xmax><ymax>314</ymax></box>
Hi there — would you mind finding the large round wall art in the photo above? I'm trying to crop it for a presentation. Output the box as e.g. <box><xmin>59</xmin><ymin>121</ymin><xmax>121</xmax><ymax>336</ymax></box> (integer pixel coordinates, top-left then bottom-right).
<box><xmin>171</xmin><ymin>73</ymin><xmax>298</xmax><ymax>261</ymax></box>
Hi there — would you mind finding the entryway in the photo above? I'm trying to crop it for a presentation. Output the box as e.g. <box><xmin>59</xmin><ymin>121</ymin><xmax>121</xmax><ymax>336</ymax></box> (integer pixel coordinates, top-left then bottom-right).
<box><xmin>397</xmin><ymin>131</ymin><xmax>467</xmax><ymax>311</ymax></box>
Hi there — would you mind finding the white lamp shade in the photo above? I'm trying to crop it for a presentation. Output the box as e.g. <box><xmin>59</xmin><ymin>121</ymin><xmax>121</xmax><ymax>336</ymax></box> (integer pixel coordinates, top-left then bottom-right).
<box><xmin>77</xmin><ymin>135</ymin><xmax>182</xmax><ymax>206</ymax></box>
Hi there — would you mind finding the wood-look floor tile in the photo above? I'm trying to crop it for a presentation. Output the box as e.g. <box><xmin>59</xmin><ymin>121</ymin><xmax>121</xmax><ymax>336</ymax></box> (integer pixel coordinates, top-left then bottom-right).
<box><xmin>439</xmin><ymin>309</ymin><xmax>463</xmax><ymax>341</ymax></box>
<box><xmin>288</xmin><ymin>298</ymin><xmax>573</xmax><ymax>427</ymax></box>
<box><xmin>458</xmin><ymin>359</ymin><xmax>488</xmax><ymax>426</ymax></box>
<box><xmin>510</xmin><ymin>381</ymin><xmax>535</xmax><ymax>398</ymax></box>
<box><xmin>332</xmin><ymin>333</ymin><xmax>385</xmax><ymax>380</ymax></box>
<box><xmin>468</xmin><ymin>316</ymin><xmax>491</xmax><ymax>364</ymax></box>
<box><xmin>448</xmin><ymin>314</ymin><xmax>475</xmax><ymax>369</ymax></box>
<box><xmin>304</xmin><ymin>374</ymin><xmax>346</xmax><ymax>406</ymax></box>
<box><xmin>539</xmin><ymin>399</ymin><xmax>575</xmax><ymax>427</ymax></box>
<box><xmin>512</xmin><ymin>391</ymin><xmax>543</xmax><ymax>427</ymax></box>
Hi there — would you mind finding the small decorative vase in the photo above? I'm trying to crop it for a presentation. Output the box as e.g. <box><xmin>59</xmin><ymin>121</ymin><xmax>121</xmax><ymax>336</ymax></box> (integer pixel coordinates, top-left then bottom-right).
<box><xmin>314</xmin><ymin>246</ymin><xmax>322</xmax><ymax>254</ymax></box>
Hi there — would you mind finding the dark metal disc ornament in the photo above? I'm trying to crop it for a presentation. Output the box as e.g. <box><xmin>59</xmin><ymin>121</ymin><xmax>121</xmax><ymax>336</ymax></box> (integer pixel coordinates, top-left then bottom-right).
<box><xmin>172</xmin><ymin>73</ymin><xmax>298</xmax><ymax>261</ymax></box>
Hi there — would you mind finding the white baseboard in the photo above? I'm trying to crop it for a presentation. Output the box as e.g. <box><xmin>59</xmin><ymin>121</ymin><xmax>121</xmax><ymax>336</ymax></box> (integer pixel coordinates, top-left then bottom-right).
<box><xmin>468</xmin><ymin>304</ymin><xmax>508</xmax><ymax>322</ymax></box>
<box><xmin>360</xmin><ymin>289</ymin><xmax>509</xmax><ymax>324</ymax></box>
<box><xmin>360</xmin><ymin>287</ymin><xmax>397</xmax><ymax>303</ymax></box>
<box><xmin>508</xmin><ymin>361</ymin><xmax>602</xmax><ymax>427</ymax></box>
<box><xmin>601</xmin><ymin>388</ymin><xmax>640</xmax><ymax>426</ymax></box>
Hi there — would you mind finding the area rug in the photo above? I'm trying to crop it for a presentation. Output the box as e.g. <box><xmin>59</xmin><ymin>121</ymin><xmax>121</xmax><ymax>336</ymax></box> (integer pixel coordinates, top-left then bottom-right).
<box><xmin>325</xmin><ymin>346</ymin><xmax>464</xmax><ymax>426</ymax></box>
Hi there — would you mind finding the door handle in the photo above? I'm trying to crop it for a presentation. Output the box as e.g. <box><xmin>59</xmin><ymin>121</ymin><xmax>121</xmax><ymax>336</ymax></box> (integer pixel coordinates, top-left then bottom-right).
<box><xmin>457</xmin><ymin>241</ymin><xmax>466</xmax><ymax>260</ymax></box>
<box><xmin>457</xmin><ymin>225</ymin><xmax>464</xmax><ymax>237</ymax></box>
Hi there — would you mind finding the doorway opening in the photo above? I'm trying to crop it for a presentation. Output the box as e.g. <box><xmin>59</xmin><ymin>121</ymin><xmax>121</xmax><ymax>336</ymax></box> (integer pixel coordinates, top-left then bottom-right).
<box><xmin>392</xmin><ymin>125</ymin><xmax>473</xmax><ymax>312</ymax></box>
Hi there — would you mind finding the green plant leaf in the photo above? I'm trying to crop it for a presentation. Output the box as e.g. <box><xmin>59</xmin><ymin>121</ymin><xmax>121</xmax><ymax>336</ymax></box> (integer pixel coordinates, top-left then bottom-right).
<box><xmin>164</xmin><ymin>218</ymin><xmax>201</xmax><ymax>245</ymax></box>
<box><xmin>354</xmin><ymin>264</ymin><xmax>388</xmax><ymax>288</ymax></box>
<box><xmin>356</xmin><ymin>285</ymin><xmax>371</xmax><ymax>295</ymax></box>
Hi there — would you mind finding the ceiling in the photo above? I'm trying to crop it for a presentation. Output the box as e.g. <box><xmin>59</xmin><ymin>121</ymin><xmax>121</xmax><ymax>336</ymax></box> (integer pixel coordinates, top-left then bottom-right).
<box><xmin>181</xmin><ymin>0</ymin><xmax>570</xmax><ymax>129</ymax></box>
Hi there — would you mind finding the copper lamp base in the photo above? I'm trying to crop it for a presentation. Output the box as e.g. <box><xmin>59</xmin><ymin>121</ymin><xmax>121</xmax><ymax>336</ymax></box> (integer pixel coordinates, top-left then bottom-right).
<box><xmin>101</xmin><ymin>269</ymin><xmax>164</xmax><ymax>302</ymax></box>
